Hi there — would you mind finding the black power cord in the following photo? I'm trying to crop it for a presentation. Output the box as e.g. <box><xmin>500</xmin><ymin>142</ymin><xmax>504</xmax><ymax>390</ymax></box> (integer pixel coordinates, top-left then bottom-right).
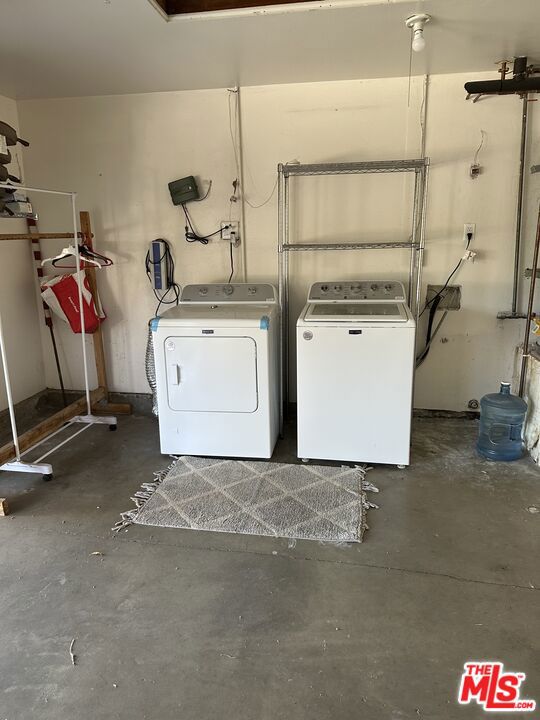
<box><xmin>182</xmin><ymin>203</ymin><xmax>229</xmax><ymax>245</ymax></box>
<box><xmin>145</xmin><ymin>239</ymin><xmax>181</xmax><ymax>316</ymax></box>
<box><xmin>228</xmin><ymin>240</ymin><xmax>234</xmax><ymax>283</ymax></box>
<box><xmin>421</xmin><ymin>232</ymin><xmax>473</xmax><ymax>317</ymax></box>
<box><xmin>416</xmin><ymin>294</ymin><xmax>443</xmax><ymax>368</ymax></box>
<box><xmin>416</xmin><ymin>231</ymin><xmax>474</xmax><ymax>367</ymax></box>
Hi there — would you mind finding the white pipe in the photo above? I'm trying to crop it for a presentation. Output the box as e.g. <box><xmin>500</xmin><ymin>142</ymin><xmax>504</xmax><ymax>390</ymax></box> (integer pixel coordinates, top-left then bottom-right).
<box><xmin>70</xmin><ymin>194</ymin><xmax>92</xmax><ymax>416</ymax></box>
<box><xmin>19</xmin><ymin>417</ymin><xmax>87</xmax><ymax>458</ymax></box>
<box><xmin>420</xmin><ymin>74</ymin><xmax>429</xmax><ymax>158</ymax></box>
<box><xmin>0</xmin><ymin>183</ymin><xmax>75</xmax><ymax>197</ymax></box>
<box><xmin>35</xmin><ymin>423</ymin><xmax>91</xmax><ymax>463</ymax></box>
<box><xmin>236</xmin><ymin>86</ymin><xmax>249</xmax><ymax>282</ymax></box>
<box><xmin>0</xmin><ymin>309</ymin><xmax>21</xmax><ymax>460</ymax></box>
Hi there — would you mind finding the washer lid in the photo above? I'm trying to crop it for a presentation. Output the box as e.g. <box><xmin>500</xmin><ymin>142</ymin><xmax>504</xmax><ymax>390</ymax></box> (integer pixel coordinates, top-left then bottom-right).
<box><xmin>304</xmin><ymin>301</ymin><xmax>408</xmax><ymax>323</ymax></box>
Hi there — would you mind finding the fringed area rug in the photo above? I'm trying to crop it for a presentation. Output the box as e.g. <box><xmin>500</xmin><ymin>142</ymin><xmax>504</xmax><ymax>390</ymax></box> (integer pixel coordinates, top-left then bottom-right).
<box><xmin>114</xmin><ymin>456</ymin><xmax>378</xmax><ymax>543</ymax></box>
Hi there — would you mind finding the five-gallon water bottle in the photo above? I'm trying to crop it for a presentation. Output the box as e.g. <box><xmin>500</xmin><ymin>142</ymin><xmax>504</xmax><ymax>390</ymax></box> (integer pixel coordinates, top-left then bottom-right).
<box><xmin>476</xmin><ymin>382</ymin><xmax>528</xmax><ymax>461</ymax></box>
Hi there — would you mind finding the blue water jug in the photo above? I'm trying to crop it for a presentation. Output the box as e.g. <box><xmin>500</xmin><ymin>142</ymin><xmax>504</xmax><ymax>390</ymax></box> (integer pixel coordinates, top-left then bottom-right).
<box><xmin>476</xmin><ymin>382</ymin><xmax>528</xmax><ymax>461</ymax></box>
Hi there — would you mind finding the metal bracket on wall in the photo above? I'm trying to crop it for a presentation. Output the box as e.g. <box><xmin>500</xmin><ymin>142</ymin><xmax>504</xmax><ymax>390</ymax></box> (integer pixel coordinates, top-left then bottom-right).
<box><xmin>276</xmin><ymin>157</ymin><xmax>430</xmax><ymax>434</ymax></box>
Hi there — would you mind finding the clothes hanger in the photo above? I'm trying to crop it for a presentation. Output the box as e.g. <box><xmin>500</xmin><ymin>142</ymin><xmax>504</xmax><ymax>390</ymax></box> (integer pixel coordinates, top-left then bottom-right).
<box><xmin>42</xmin><ymin>244</ymin><xmax>113</xmax><ymax>270</ymax></box>
<box><xmin>79</xmin><ymin>246</ymin><xmax>113</xmax><ymax>267</ymax></box>
<box><xmin>42</xmin><ymin>245</ymin><xmax>102</xmax><ymax>269</ymax></box>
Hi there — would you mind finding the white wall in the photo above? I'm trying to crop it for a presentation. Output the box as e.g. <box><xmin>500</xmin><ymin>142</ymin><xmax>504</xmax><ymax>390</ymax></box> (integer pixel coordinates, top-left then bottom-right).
<box><xmin>17</xmin><ymin>72</ymin><xmax>538</xmax><ymax>410</ymax></box>
<box><xmin>0</xmin><ymin>94</ymin><xmax>45</xmax><ymax>411</ymax></box>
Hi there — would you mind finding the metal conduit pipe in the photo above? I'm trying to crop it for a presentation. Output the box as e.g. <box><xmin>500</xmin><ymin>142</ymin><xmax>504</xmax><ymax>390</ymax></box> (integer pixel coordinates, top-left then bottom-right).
<box><xmin>513</xmin><ymin>95</ymin><xmax>529</xmax><ymax>316</ymax></box>
<box><xmin>518</xmin><ymin>202</ymin><xmax>540</xmax><ymax>398</ymax></box>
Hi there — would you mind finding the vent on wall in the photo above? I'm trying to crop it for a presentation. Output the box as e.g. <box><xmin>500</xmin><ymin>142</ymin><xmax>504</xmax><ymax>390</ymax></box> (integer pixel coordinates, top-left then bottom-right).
<box><xmin>151</xmin><ymin>0</ymin><xmax>313</xmax><ymax>16</ymax></box>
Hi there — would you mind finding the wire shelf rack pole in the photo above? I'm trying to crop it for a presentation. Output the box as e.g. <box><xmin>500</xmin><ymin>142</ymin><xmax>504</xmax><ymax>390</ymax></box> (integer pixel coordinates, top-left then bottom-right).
<box><xmin>283</xmin><ymin>172</ymin><xmax>290</xmax><ymax>428</ymax></box>
<box><xmin>415</xmin><ymin>164</ymin><xmax>430</xmax><ymax>324</ymax></box>
<box><xmin>277</xmin><ymin>164</ymin><xmax>285</xmax><ymax>435</ymax></box>
<box><xmin>408</xmin><ymin>170</ymin><xmax>420</xmax><ymax>310</ymax></box>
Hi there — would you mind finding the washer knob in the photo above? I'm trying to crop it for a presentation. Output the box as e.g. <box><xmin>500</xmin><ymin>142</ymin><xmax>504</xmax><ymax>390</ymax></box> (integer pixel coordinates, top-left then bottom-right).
<box><xmin>371</xmin><ymin>283</ymin><xmax>379</xmax><ymax>291</ymax></box>
<box><xmin>223</xmin><ymin>285</ymin><xmax>234</xmax><ymax>296</ymax></box>
<box><xmin>199</xmin><ymin>287</ymin><xmax>208</xmax><ymax>295</ymax></box>
<box><xmin>247</xmin><ymin>286</ymin><xmax>257</xmax><ymax>295</ymax></box>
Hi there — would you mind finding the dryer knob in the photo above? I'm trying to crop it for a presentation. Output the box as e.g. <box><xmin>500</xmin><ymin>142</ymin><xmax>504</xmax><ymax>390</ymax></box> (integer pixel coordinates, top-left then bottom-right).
<box><xmin>223</xmin><ymin>285</ymin><xmax>234</xmax><ymax>296</ymax></box>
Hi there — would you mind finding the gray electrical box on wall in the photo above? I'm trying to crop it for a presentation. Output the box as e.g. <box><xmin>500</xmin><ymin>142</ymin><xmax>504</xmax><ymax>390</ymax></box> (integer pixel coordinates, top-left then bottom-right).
<box><xmin>168</xmin><ymin>176</ymin><xmax>200</xmax><ymax>205</ymax></box>
<box><xmin>426</xmin><ymin>284</ymin><xmax>462</xmax><ymax>310</ymax></box>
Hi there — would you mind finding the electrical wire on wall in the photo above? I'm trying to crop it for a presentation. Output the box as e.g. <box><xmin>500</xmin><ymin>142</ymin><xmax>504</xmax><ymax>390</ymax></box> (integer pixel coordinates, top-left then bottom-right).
<box><xmin>421</xmin><ymin>231</ymin><xmax>472</xmax><ymax>317</ymax></box>
<box><xmin>416</xmin><ymin>230</ymin><xmax>474</xmax><ymax>367</ymax></box>
<box><xmin>180</xmin><ymin>183</ymin><xmax>235</xmax><ymax>281</ymax></box>
<box><xmin>227</xmin><ymin>88</ymin><xmax>278</xmax><ymax>210</ymax></box>
<box><xmin>416</xmin><ymin>295</ymin><xmax>447</xmax><ymax>368</ymax></box>
<box><xmin>181</xmin><ymin>203</ymin><xmax>225</xmax><ymax>245</ymax></box>
<box><xmin>228</xmin><ymin>241</ymin><xmax>234</xmax><ymax>283</ymax></box>
<box><xmin>470</xmin><ymin>130</ymin><xmax>486</xmax><ymax>179</ymax></box>
<box><xmin>194</xmin><ymin>180</ymin><xmax>212</xmax><ymax>202</ymax></box>
<box><xmin>145</xmin><ymin>239</ymin><xmax>181</xmax><ymax>316</ymax></box>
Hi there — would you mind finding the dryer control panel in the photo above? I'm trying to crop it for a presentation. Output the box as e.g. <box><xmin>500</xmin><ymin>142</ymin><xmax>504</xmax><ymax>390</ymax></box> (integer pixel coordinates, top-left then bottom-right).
<box><xmin>308</xmin><ymin>281</ymin><xmax>406</xmax><ymax>302</ymax></box>
<box><xmin>181</xmin><ymin>283</ymin><xmax>277</xmax><ymax>303</ymax></box>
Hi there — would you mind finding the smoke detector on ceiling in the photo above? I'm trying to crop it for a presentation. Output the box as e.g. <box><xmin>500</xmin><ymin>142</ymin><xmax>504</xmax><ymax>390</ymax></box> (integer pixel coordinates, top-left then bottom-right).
<box><xmin>405</xmin><ymin>13</ymin><xmax>431</xmax><ymax>53</ymax></box>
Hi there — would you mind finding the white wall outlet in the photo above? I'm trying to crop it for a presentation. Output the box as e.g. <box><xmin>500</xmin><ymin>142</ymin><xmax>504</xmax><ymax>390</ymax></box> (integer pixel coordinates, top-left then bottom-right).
<box><xmin>464</xmin><ymin>223</ymin><xmax>476</xmax><ymax>246</ymax></box>
<box><xmin>221</xmin><ymin>221</ymin><xmax>240</xmax><ymax>243</ymax></box>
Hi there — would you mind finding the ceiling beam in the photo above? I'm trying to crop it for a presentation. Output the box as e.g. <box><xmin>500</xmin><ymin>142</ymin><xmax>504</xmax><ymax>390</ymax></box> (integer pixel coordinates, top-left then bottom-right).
<box><xmin>165</xmin><ymin>0</ymin><xmax>312</xmax><ymax>14</ymax></box>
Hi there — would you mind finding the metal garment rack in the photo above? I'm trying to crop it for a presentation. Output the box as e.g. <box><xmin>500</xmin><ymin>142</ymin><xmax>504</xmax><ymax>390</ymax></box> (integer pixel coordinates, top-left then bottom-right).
<box><xmin>277</xmin><ymin>158</ymin><xmax>430</xmax><ymax>432</ymax></box>
<box><xmin>0</xmin><ymin>183</ymin><xmax>117</xmax><ymax>480</ymax></box>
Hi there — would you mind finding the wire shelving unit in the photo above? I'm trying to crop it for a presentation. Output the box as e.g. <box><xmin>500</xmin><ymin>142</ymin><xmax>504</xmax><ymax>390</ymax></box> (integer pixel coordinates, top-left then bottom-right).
<box><xmin>277</xmin><ymin>158</ymin><xmax>430</xmax><ymax>432</ymax></box>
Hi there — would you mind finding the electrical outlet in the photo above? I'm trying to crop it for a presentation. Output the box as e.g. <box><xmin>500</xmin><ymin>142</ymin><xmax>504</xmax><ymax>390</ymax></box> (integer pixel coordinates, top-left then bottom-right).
<box><xmin>464</xmin><ymin>223</ymin><xmax>476</xmax><ymax>246</ymax></box>
<box><xmin>221</xmin><ymin>221</ymin><xmax>240</xmax><ymax>244</ymax></box>
<box><xmin>426</xmin><ymin>284</ymin><xmax>461</xmax><ymax>310</ymax></box>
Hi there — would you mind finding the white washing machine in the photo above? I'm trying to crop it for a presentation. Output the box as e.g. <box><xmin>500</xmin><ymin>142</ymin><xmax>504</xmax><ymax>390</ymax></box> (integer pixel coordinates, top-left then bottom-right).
<box><xmin>152</xmin><ymin>283</ymin><xmax>279</xmax><ymax>458</ymax></box>
<box><xmin>296</xmin><ymin>281</ymin><xmax>416</xmax><ymax>466</ymax></box>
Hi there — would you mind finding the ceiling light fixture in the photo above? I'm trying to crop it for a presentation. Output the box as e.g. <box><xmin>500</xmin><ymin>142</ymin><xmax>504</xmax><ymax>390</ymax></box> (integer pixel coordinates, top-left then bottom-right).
<box><xmin>405</xmin><ymin>13</ymin><xmax>431</xmax><ymax>53</ymax></box>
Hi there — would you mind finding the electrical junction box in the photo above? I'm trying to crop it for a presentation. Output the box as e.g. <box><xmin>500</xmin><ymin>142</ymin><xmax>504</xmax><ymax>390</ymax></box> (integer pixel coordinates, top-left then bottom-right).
<box><xmin>426</xmin><ymin>284</ymin><xmax>461</xmax><ymax>311</ymax></box>
<box><xmin>168</xmin><ymin>175</ymin><xmax>199</xmax><ymax>206</ymax></box>
<box><xmin>149</xmin><ymin>240</ymin><xmax>170</xmax><ymax>291</ymax></box>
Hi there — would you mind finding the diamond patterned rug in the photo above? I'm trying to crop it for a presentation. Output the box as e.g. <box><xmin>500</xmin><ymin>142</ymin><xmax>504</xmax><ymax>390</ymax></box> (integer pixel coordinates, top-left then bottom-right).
<box><xmin>114</xmin><ymin>456</ymin><xmax>378</xmax><ymax>543</ymax></box>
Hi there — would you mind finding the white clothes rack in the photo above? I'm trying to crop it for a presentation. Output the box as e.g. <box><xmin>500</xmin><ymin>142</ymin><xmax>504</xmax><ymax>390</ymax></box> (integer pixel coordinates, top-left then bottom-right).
<box><xmin>0</xmin><ymin>183</ymin><xmax>116</xmax><ymax>481</ymax></box>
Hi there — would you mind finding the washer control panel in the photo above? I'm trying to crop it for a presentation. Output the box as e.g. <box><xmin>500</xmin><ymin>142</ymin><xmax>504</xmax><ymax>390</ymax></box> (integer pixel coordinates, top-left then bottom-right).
<box><xmin>308</xmin><ymin>281</ymin><xmax>406</xmax><ymax>301</ymax></box>
<box><xmin>181</xmin><ymin>283</ymin><xmax>277</xmax><ymax>303</ymax></box>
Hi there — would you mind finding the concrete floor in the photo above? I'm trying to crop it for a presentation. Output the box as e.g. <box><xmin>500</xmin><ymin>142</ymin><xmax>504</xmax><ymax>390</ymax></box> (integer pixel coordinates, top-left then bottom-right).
<box><xmin>0</xmin><ymin>414</ymin><xmax>538</xmax><ymax>719</ymax></box>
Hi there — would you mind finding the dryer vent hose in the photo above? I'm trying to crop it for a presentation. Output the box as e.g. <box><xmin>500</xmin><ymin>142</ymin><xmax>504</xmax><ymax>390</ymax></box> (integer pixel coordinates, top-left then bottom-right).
<box><xmin>145</xmin><ymin>325</ymin><xmax>158</xmax><ymax>417</ymax></box>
